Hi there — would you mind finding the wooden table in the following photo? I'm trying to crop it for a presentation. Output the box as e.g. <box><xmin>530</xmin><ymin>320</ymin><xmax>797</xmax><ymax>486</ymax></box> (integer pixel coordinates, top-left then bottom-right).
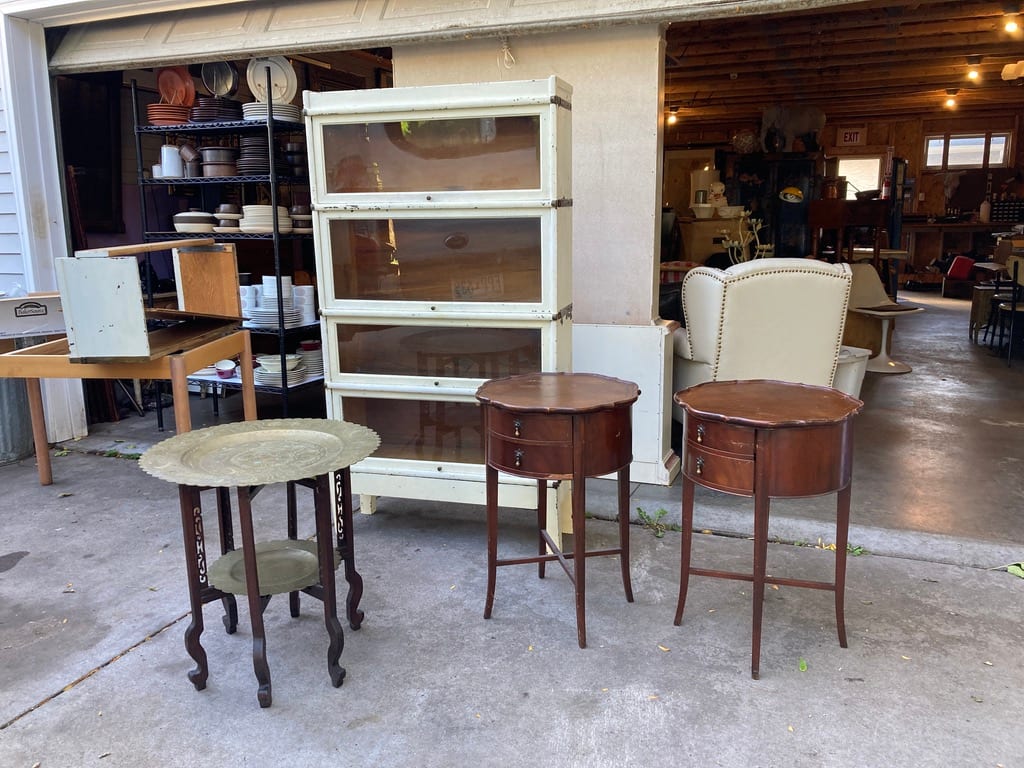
<box><xmin>139</xmin><ymin>419</ymin><xmax>380</xmax><ymax>708</ymax></box>
<box><xmin>673</xmin><ymin>380</ymin><xmax>863</xmax><ymax>679</ymax></box>
<box><xmin>0</xmin><ymin>326</ymin><xmax>257</xmax><ymax>485</ymax></box>
<box><xmin>475</xmin><ymin>372</ymin><xmax>639</xmax><ymax>648</ymax></box>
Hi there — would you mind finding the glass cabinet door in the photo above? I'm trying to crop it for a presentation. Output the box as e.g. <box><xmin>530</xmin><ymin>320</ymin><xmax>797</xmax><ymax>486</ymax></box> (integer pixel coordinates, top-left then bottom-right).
<box><xmin>317</xmin><ymin>116</ymin><xmax>542</xmax><ymax>194</ymax></box>
<box><xmin>321</xmin><ymin>214</ymin><xmax>545</xmax><ymax>305</ymax></box>
<box><xmin>333</xmin><ymin>324</ymin><xmax>542</xmax><ymax>379</ymax></box>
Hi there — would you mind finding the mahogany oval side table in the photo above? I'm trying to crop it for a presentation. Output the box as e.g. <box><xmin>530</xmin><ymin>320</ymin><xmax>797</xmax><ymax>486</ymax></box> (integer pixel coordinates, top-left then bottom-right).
<box><xmin>673</xmin><ymin>380</ymin><xmax>863</xmax><ymax>679</ymax></box>
<box><xmin>476</xmin><ymin>372</ymin><xmax>639</xmax><ymax>648</ymax></box>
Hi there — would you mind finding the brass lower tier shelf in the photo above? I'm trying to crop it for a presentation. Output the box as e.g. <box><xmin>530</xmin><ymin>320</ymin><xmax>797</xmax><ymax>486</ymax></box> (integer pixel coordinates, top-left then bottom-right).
<box><xmin>208</xmin><ymin>539</ymin><xmax>341</xmax><ymax>596</ymax></box>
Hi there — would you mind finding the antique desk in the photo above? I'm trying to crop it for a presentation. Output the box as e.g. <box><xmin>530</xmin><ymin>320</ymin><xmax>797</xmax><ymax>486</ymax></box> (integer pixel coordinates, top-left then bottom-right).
<box><xmin>475</xmin><ymin>372</ymin><xmax>639</xmax><ymax>648</ymax></box>
<box><xmin>139</xmin><ymin>418</ymin><xmax>380</xmax><ymax>708</ymax></box>
<box><xmin>673</xmin><ymin>380</ymin><xmax>863</xmax><ymax>679</ymax></box>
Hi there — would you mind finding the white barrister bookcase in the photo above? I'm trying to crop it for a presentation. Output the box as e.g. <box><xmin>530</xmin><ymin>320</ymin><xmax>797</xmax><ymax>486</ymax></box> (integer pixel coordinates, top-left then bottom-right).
<box><xmin>304</xmin><ymin>77</ymin><xmax>574</xmax><ymax>538</ymax></box>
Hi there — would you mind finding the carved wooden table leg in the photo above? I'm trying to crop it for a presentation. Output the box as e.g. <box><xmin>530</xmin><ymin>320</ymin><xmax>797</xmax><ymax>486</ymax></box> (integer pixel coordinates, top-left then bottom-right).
<box><xmin>178</xmin><ymin>485</ymin><xmax>209</xmax><ymax>691</ymax></box>
<box><xmin>335</xmin><ymin>468</ymin><xmax>364</xmax><ymax>630</ymax></box>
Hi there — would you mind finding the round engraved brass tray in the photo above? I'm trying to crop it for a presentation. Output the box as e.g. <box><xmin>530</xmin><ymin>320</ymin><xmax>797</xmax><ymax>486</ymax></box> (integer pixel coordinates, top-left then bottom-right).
<box><xmin>139</xmin><ymin>418</ymin><xmax>380</xmax><ymax>487</ymax></box>
<box><xmin>209</xmin><ymin>539</ymin><xmax>341</xmax><ymax>596</ymax></box>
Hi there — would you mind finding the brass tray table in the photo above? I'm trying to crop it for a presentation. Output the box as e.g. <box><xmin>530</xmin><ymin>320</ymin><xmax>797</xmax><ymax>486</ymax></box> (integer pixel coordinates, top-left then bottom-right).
<box><xmin>139</xmin><ymin>418</ymin><xmax>379</xmax><ymax>708</ymax></box>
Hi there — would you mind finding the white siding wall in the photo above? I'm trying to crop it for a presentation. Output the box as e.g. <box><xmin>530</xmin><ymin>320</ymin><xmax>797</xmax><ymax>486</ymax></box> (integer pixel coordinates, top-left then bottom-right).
<box><xmin>0</xmin><ymin>14</ymin><xmax>87</xmax><ymax>442</ymax></box>
<box><xmin>0</xmin><ymin>82</ymin><xmax>26</xmax><ymax>295</ymax></box>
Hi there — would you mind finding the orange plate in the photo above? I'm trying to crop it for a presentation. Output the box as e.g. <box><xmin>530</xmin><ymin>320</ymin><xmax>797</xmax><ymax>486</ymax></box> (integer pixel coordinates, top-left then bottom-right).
<box><xmin>156</xmin><ymin>66</ymin><xmax>196</xmax><ymax>107</ymax></box>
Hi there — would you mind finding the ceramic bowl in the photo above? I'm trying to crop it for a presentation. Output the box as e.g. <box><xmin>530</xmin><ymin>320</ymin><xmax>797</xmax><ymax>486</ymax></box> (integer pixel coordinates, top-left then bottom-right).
<box><xmin>199</xmin><ymin>147</ymin><xmax>238</xmax><ymax>163</ymax></box>
<box><xmin>203</xmin><ymin>162</ymin><xmax>237</xmax><ymax>178</ymax></box>
<box><xmin>174</xmin><ymin>222</ymin><xmax>215</xmax><ymax>233</ymax></box>
<box><xmin>691</xmin><ymin>204</ymin><xmax>714</xmax><ymax>219</ymax></box>
<box><xmin>718</xmin><ymin>205</ymin><xmax>745</xmax><ymax>218</ymax></box>
<box><xmin>173</xmin><ymin>210</ymin><xmax>215</xmax><ymax>223</ymax></box>
<box><xmin>214</xmin><ymin>359</ymin><xmax>237</xmax><ymax>378</ymax></box>
<box><xmin>256</xmin><ymin>354</ymin><xmax>303</xmax><ymax>372</ymax></box>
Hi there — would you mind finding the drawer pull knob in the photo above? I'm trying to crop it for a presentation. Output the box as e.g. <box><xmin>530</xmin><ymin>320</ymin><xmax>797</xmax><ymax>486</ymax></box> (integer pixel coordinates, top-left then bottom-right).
<box><xmin>513</xmin><ymin>419</ymin><xmax>522</xmax><ymax>437</ymax></box>
<box><xmin>695</xmin><ymin>456</ymin><xmax>704</xmax><ymax>476</ymax></box>
<box><xmin>696</xmin><ymin>424</ymin><xmax>705</xmax><ymax>444</ymax></box>
<box><xmin>514</xmin><ymin>449</ymin><xmax>524</xmax><ymax>468</ymax></box>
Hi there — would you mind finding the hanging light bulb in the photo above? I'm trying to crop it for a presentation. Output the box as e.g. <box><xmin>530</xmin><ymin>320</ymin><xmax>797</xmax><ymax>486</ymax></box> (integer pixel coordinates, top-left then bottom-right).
<box><xmin>945</xmin><ymin>88</ymin><xmax>959</xmax><ymax>108</ymax></box>
<box><xmin>966</xmin><ymin>55</ymin><xmax>982</xmax><ymax>80</ymax></box>
<box><xmin>1006</xmin><ymin>15</ymin><xmax>1019</xmax><ymax>32</ymax></box>
<box><xmin>667</xmin><ymin>107</ymin><xmax>678</xmax><ymax>126</ymax></box>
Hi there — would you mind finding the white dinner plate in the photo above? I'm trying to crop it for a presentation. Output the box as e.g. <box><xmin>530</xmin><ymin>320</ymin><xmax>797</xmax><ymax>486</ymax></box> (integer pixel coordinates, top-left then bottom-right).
<box><xmin>246</xmin><ymin>56</ymin><xmax>298</xmax><ymax>105</ymax></box>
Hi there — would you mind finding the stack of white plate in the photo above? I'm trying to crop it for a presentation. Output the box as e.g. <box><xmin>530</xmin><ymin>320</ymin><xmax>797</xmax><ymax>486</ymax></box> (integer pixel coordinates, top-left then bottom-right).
<box><xmin>242</xmin><ymin>102</ymin><xmax>302</xmax><ymax>123</ymax></box>
<box><xmin>297</xmin><ymin>347</ymin><xmax>324</xmax><ymax>377</ymax></box>
<box><xmin>246</xmin><ymin>306</ymin><xmax>304</xmax><ymax>329</ymax></box>
<box><xmin>240</xmin><ymin>205</ymin><xmax>291</xmax><ymax>234</ymax></box>
<box><xmin>254</xmin><ymin>364</ymin><xmax>307</xmax><ymax>386</ymax></box>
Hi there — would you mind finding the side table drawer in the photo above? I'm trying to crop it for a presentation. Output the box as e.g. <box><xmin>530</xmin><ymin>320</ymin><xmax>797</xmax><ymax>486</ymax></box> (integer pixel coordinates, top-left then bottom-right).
<box><xmin>487</xmin><ymin>434</ymin><xmax>573</xmax><ymax>477</ymax></box>
<box><xmin>687</xmin><ymin>418</ymin><xmax>753</xmax><ymax>456</ymax></box>
<box><xmin>685</xmin><ymin>443</ymin><xmax>754</xmax><ymax>495</ymax></box>
<box><xmin>488</xmin><ymin>409</ymin><xmax>573</xmax><ymax>442</ymax></box>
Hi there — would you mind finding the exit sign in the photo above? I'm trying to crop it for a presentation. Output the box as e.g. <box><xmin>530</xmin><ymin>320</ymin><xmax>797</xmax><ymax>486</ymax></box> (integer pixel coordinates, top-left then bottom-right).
<box><xmin>837</xmin><ymin>126</ymin><xmax>866</xmax><ymax>146</ymax></box>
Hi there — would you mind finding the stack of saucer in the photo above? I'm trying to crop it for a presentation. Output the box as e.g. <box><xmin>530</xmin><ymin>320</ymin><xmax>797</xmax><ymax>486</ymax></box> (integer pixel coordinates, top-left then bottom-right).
<box><xmin>236</xmin><ymin>136</ymin><xmax>270</xmax><ymax>176</ymax></box>
<box><xmin>189</xmin><ymin>97</ymin><xmax>242</xmax><ymax>123</ymax></box>
<box><xmin>297</xmin><ymin>340</ymin><xmax>324</xmax><ymax>377</ymax></box>
<box><xmin>240</xmin><ymin>205</ymin><xmax>291</xmax><ymax>234</ymax></box>
<box><xmin>147</xmin><ymin>103</ymin><xmax>190</xmax><ymax>126</ymax></box>
<box><xmin>242</xmin><ymin>101</ymin><xmax>302</xmax><ymax>123</ymax></box>
<box><xmin>254</xmin><ymin>364</ymin><xmax>307</xmax><ymax>387</ymax></box>
<box><xmin>249</xmin><ymin>275</ymin><xmax>303</xmax><ymax>328</ymax></box>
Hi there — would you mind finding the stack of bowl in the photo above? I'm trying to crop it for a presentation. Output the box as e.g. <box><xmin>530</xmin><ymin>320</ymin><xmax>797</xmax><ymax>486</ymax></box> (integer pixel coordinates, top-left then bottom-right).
<box><xmin>173</xmin><ymin>210</ymin><xmax>215</xmax><ymax>233</ymax></box>
<box><xmin>290</xmin><ymin>204</ymin><xmax>312</xmax><ymax>234</ymax></box>
<box><xmin>284</xmin><ymin>142</ymin><xmax>307</xmax><ymax>177</ymax></box>
<box><xmin>214</xmin><ymin>203</ymin><xmax>241</xmax><ymax>233</ymax></box>
<box><xmin>200</xmin><ymin>146</ymin><xmax>238</xmax><ymax>177</ymax></box>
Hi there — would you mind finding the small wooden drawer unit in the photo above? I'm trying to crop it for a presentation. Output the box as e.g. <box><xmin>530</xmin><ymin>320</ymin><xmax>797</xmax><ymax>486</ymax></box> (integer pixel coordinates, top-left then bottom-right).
<box><xmin>684</xmin><ymin>418</ymin><xmax>755</xmax><ymax>495</ymax></box>
<box><xmin>475</xmin><ymin>371</ymin><xmax>640</xmax><ymax>649</ymax></box>
<box><xmin>486</xmin><ymin>407</ymin><xmax>632</xmax><ymax>479</ymax></box>
<box><xmin>672</xmin><ymin>380</ymin><xmax>863</xmax><ymax>680</ymax></box>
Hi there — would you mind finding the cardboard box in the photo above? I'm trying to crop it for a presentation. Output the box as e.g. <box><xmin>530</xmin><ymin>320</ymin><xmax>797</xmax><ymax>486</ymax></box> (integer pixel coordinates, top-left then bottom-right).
<box><xmin>0</xmin><ymin>293</ymin><xmax>65</xmax><ymax>339</ymax></box>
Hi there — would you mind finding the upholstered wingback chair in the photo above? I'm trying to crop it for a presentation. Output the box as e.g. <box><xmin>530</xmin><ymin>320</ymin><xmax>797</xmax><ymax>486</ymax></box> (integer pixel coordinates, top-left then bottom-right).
<box><xmin>671</xmin><ymin>258</ymin><xmax>855</xmax><ymax>423</ymax></box>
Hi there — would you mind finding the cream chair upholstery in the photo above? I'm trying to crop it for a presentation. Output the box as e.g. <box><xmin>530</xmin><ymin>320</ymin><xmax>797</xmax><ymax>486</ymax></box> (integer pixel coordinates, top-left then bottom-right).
<box><xmin>671</xmin><ymin>258</ymin><xmax>855</xmax><ymax>423</ymax></box>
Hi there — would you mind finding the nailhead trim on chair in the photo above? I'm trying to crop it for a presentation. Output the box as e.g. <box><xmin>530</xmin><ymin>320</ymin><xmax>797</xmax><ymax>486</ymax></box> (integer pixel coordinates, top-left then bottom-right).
<box><xmin>681</xmin><ymin>262</ymin><xmax>852</xmax><ymax>383</ymax></box>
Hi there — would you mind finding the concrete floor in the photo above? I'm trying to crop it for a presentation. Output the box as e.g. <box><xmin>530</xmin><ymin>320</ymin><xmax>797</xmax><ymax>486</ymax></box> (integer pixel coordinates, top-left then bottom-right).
<box><xmin>1</xmin><ymin>290</ymin><xmax>1022</xmax><ymax>766</ymax></box>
